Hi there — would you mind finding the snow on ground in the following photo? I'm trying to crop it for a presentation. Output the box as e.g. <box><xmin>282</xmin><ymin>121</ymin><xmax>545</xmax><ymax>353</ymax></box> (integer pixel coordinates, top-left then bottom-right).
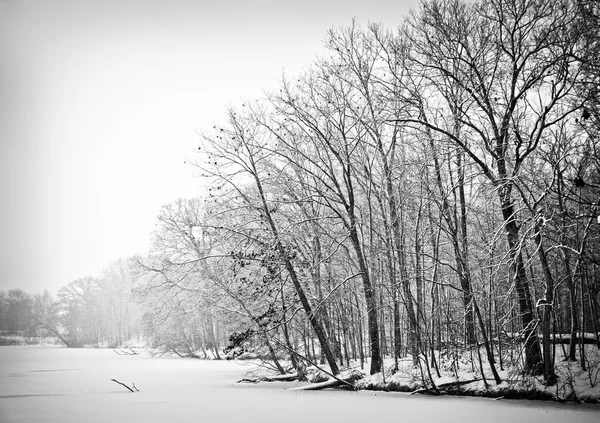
<box><xmin>353</xmin><ymin>345</ymin><xmax>600</xmax><ymax>403</ymax></box>
<box><xmin>1</xmin><ymin>347</ymin><xmax>598</xmax><ymax>423</ymax></box>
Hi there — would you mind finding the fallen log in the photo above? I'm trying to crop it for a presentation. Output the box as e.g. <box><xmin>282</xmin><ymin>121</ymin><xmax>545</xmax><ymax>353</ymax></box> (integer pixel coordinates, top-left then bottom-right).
<box><xmin>237</xmin><ymin>373</ymin><xmax>299</xmax><ymax>383</ymax></box>
<box><xmin>500</xmin><ymin>332</ymin><xmax>599</xmax><ymax>345</ymax></box>
<box><xmin>411</xmin><ymin>379</ymin><xmax>480</xmax><ymax>395</ymax></box>
<box><xmin>113</xmin><ymin>348</ymin><xmax>139</xmax><ymax>356</ymax></box>
<box><xmin>437</xmin><ymin>378</ymin><xmax>481</xmax><ymax>389</ymax></box>
<box><xmin>266</xmin><ymin>373</ymin><xmax>299</xmax><ymax>382</ymax></box>
<box><xmin>289</xmin><ymin>371</ymin><xmax>362</xmax><ymax>391</ymax></box>
<box><xmin>410</xmin><ymin>388</ymin><xmax>439</xmax><ymax>396</ymax></box>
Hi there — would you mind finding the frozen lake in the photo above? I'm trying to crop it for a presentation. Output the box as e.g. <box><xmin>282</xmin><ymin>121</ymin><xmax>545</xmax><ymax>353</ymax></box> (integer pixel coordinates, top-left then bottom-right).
<box><xmin>0</xmin><ymin>347</ymin><xmax>598</xmax><ymax>422</ymax></box>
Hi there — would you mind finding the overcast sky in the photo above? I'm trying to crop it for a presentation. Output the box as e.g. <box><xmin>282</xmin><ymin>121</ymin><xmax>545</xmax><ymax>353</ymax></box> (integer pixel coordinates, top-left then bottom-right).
<box><xmin>0</xmin><ymin>0</ymin><xmax>419</xmax><ymax>295</ymax></box>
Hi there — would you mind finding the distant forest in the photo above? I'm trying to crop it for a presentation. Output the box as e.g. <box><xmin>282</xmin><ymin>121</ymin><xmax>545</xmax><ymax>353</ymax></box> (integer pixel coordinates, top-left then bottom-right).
<box><xmin>0</xmin><ymin>259</ymin><xmax>141</xmax><ymax>348</ymax></box>
<box><xmin>1</xmin><ymin>0</ymin><xmax>599</xmax><ymax>388</ymax></box>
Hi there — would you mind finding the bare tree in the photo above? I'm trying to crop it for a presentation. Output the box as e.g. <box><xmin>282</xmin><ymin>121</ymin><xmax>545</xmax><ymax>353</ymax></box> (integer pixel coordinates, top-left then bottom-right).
<box><xmin>401</xmin><ymin>0</ymin><xmax>585</xmax><ymax>375</ymax></box>
<box><xmin>196</xmin><ymin>109</ymin><xmax>341</xmax><ymax>375</ymax></box>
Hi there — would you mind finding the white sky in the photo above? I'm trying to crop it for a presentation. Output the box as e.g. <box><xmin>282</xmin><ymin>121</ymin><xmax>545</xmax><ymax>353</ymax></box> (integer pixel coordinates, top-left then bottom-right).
<box><xmin>0</xmin><ymin>0</ymin><xmax>419</xmax><ymax>295</ymax></box>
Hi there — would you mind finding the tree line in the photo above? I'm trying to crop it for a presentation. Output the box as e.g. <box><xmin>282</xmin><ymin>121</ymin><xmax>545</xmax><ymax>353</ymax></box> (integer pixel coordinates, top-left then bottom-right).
<box><xmin>0</xmin><ymin>259</ymin><xmax>141</xmax><ymax>348</ymax></box>
<box><xmin>134</xmin><ymin>0</ymin><xmax>600</xmax><ymax>385</ymax></box>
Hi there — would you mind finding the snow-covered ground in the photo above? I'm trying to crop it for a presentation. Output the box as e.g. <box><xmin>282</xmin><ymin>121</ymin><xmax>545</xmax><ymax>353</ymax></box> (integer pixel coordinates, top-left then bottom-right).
<box><xmin>353</xmin><ymin>345</ymin><xmax>600</xmax><ymax>403</ymax></box>
<box><xmin>0</xmin><ymin>347</ymin><xmax>598</xmax><ymax>423</ymax></box>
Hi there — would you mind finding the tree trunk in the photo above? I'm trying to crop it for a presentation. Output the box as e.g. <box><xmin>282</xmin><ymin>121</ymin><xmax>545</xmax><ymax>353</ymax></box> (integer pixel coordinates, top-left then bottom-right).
<box><xmin>398</xmin><ymin>239</ymin><xmax>419</xmax><ymax>365</ymax></box>
<box><xmin>455</xmin><ymin>148</ymin><xmax>476</xmax><ymax>345</ymax></box>
<box><xmin>373</xmin><ymin>126</ymin><xmax>418</xmax><ymax>365</ymax></box>
<box><xmin>562</xmin><ymin>251</ymin><xmax>579</xmax><ymax>361</ymax></box>
<box><xmin>313</xmin><ymin>235</ymin><xmax>338</xmax><ymax>368</ymax></box>
<box><xmin>253</xmin><ymin>172</ymin><xmax>340</xmax><ymax>375</ymax></box>
<box><xmin>533</xmin><ymin>222</ymin><xmax>556</xmax><ymax>384</ymax></box>
<box><xmin>426</xmin><ymin>131</ymin><xmax>476</xmax><ymax>344</ymax></box>
<box><xmin>348</xmin><ymin>224</ymin><xmax>382</xmax><ymax>375</ymax></box>
<box><xmin>501</xmin><ymin>199</ymin><xmax>542</xmax><ymax>374</ymax></box>
<box><xmin>281</xmin><ymin>290</ymin><xmax>298</xmax><ymax>370</ymax></box>
<box><xmin>472</xmin><ymin>299</ymin><xmax>502</xmax><ymax>384</ymax></box>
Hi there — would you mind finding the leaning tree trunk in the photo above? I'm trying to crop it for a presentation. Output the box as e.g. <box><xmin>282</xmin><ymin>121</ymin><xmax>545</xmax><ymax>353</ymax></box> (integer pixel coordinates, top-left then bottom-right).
<box><xmin>253</xmin><ymin>172</ymin><xmax>340</xmax><ymax>375</ymax></box>
<box><xmin>313</xmin><ymin>234</ymin><xmax>340</xmax><ymax>367</ymax></box>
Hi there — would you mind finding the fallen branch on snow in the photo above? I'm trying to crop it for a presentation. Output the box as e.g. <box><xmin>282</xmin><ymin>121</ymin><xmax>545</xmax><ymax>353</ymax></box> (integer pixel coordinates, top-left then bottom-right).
<box><xmin>111</xmin><ymin>379</ymin><xmax>139</xmax><ymax>392</ymax></box>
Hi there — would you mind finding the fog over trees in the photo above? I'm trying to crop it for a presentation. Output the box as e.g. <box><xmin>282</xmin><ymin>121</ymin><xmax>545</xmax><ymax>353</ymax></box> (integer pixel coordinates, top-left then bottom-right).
<box><xmin>1</xmin><ymin>259</ymin><xmax>141</xmax><ymax>348</ymax></box>
<box><xmin>2</xmin><ymin>0</ymin><xmax>598</xmax><ymax>390</ymax></box>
